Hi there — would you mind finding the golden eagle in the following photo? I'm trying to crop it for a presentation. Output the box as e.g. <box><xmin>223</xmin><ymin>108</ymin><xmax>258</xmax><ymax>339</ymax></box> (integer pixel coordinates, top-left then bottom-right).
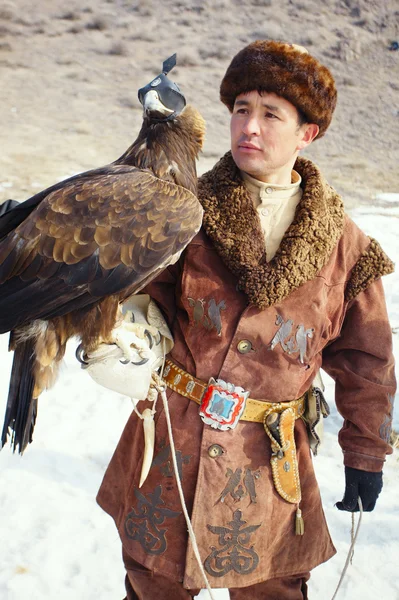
<box><xmin>0</xmin><ymin>55</ymin><xmax>205</xmax><ymax>453</ymax></box>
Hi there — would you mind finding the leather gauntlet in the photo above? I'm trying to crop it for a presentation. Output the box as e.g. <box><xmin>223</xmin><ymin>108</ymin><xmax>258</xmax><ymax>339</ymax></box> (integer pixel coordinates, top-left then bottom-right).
<box><xmin>77</xmin><ymin>295</ymin><xmax>173</xmax><ymax>404</ymax></box>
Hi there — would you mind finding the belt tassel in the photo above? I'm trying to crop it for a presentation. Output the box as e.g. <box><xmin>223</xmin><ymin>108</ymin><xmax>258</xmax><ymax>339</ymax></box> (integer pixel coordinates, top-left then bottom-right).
<box><xmin>295</xmin><ymin>507</ymin><xmax>305</xmax><ymax>536</ymax></box>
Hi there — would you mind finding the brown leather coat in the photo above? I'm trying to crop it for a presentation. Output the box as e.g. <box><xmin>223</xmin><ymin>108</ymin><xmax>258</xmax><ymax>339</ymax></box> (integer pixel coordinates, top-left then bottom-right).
<box><xmin>97</xmin><ymin>154</ymin><xmax>395</xmax><ymax>589</ymax></box>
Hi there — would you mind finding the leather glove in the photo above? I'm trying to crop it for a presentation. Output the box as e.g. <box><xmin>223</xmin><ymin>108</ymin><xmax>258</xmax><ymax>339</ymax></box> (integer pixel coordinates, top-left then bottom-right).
<box><xmin>77</xmin><ymin>295</ymin><xmax>173</xmax><ymax>404</ymax></box>
<box><xmin>79</xmin><ymin>330</ymin><xmax>158</xmax><ymax>402</ymax></box>
<box><xmin>336</xmin><ymin>466</ymin><xmax>383</xmax><ymax>512</ymax></box>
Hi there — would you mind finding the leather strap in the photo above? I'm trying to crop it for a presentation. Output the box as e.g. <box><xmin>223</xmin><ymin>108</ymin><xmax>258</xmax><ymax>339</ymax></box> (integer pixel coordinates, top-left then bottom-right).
<box><xmin>162</xmin><ymin>358</ymin><xmax>305</xmax><ymax>423</ymax></box>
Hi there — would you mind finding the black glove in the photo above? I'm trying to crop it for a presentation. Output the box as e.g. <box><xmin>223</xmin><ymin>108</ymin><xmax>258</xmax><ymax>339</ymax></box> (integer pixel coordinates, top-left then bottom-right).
<box><xmin>336</xmin><ymin>466</ymin><xmax>383</xmax><ymax>512</ymax></box>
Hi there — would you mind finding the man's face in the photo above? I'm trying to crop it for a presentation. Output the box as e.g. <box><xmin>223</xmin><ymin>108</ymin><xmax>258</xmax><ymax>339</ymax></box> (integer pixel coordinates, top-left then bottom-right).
<box><xmin>230</xmin><ymin>90</ymin><xmax>317</xmax><ymax>183</ymax></box>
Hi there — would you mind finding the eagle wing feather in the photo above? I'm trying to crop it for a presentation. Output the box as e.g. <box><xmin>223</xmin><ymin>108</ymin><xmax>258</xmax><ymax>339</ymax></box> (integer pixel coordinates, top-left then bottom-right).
<box><xmin>0</xmin><ymin>166</ymin><xmax>202</xmax><ymax>332</ymax></box>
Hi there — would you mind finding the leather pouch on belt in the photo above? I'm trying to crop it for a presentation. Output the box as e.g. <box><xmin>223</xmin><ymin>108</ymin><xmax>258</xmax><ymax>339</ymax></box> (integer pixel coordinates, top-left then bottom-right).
<box><xmin>264</xmin><ymin>407</ymin><xmax>301</xmax><ymax>504</ymax></box>
<box><xmin>302</xmin><ymin>386</ymin><xmax>330</xmax><ymax>456</ymax></box>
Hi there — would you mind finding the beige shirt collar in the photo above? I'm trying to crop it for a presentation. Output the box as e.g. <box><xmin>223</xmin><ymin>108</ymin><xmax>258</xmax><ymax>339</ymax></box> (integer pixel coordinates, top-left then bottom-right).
<box><xmin>241</xmin><ymin>170</ymin><xmax>302</xmax><ymax>205</ymax></box>
<box><xmin>240</xmin><ymin>169</ymin><xmax>303</xmax><ymax>262</ymax></box>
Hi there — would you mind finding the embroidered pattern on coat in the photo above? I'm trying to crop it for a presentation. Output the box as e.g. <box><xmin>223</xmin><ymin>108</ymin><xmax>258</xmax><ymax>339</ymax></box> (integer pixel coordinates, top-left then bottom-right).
<box><xmin>269</xmin><ymin>314</ymin><xmax>314</xmax><ymax>364</ymax></box>
<box><xmin>187</xmin><ymin>297</ymin><xmax>226</xmax><ymax>336</ymax></box>
<box><xmin>218</xmin><ymin>467</ymin><xmax>260</xmax><ymax>504</ymax></box>
<box><xmin>204</xmin><ymin>509</ymin><xmax>261</xmax><ymax>577</ymax></box>
<box><xmin>379</xmin><ymin>394</ymin><xmax>395</xmax><ymax>443</ymax></box>
<box><xmin>124</xmin><ymin>485</ymin><xmax>180</xmax><ymax>555</ymax></box>
<box><xmin>152</xmin><ymin>440</ymin><xmax>191</xmax><ymax>483</ymax></box>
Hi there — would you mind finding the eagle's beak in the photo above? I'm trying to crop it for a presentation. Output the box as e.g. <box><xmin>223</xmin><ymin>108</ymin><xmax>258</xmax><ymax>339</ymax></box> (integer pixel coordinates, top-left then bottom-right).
<box><xmin>143</xmin><ymin>90</ymin><xmax>174</xmax><ymax>118</ymax></box>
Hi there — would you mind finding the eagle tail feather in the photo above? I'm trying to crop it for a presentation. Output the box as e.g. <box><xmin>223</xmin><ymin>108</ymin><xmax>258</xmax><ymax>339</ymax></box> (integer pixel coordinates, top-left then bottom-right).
<box><xmin>1</xmin><ymin>336</ymin><xmax>37</xmax><ymax>454</ymax></box>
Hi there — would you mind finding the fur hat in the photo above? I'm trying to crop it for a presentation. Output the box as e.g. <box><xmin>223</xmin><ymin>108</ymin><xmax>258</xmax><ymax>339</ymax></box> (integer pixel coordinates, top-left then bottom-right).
<box><xmin>220</xmin><ymin>40</ymin><xmax>337</xmax><ymax>139</ymax></box>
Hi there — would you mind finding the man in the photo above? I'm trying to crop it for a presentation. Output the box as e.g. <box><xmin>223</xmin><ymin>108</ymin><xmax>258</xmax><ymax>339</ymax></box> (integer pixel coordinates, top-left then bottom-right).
<box><xmin>93</xmin><ymin>41</ymin><xmax>396</xmax><ymax>599</ymax></box>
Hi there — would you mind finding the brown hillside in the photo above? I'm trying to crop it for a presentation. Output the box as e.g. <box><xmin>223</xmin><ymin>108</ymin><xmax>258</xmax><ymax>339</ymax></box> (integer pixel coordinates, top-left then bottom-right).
<box><xmin>0</xmin><ymin>0</ymin><xmax>398</xmax><ymax>209</ymax></box>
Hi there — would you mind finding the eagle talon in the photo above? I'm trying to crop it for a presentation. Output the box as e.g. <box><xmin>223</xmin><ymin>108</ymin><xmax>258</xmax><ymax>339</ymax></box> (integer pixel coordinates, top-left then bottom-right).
<box><xmin>153</xmin><ymin>331</ymin><xmax>162</xmax><ymax>346</ymax></box>
<box><xmin>118</xmin><ymin>339</ymin><xmax>151</xmax><ymax>366</ymax></box>
<box><xmin>121</xmin><ymin>356</ymin><xmax>150</xmax><ymax>366</ymax></box>
<box><xmin>75</xmin><ymin>343</ymin><xmax>89</xmax><ymax>366</ymax></box>
<box><xmin>144</xmin><ymin>329</ymin><xmax>154</xmax><ymax>349</ymax></box>
<box><xmin>131</xmin><ymin>356</ymin><xmax>150</xmax><ymax>366</ymax></box>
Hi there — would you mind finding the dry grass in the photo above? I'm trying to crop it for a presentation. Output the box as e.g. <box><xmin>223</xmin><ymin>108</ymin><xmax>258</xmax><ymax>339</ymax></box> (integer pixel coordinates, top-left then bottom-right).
<box><xmin>130</xmin><ymin>0</ymin><xmax>153</xmax><ymax>17</ymax></box>
<box><xmin>0</xmin><ymin>4</ymin><xmax>15</xmax><ymax>21</ymax></box>
<box><xmin>118</xmin><ymin>97</ymin><xmax>136</xmax><ymax>109</ymax></box>
<box><xmin>199</xmin><ymin>45</ymin><xmax>231</xmax><ymax>61</ymax></box>
<box><xmin>297</xmin><ymin>36</ymin><xmax>315</xmax><ymax>47</ymax></box>
<box><xmin>129</xmin><ymin>30</ymin><xmax>153</xmax><ymax>42</ymax></box>
<box><xmin>341</xmin><ymin>76</ymin><xmax>356</xmax><ymax>86</ymax></box>
<box><xmin>250</xmin><ymin>0</ymin><xmax>272</xmax><ymax>5</ymax></box>
<box><xmin>0</xmin><ymin>25</ymin><xmax>13</xmax><ymax>36</ymax></box>
<box><xmin>108</xmin><ymin>41</ymin><xmax>128</xmax><ymax>56</ymax></box>
<box><xmin>68</xmin><ymin>24</ymin><xmax>84</xmax><ymax>34</ymax></box>
<box><xmin>57</xmin><ymin>11</ymin><xmax>80</xmax><ymax>21</ymax></box>
<box><xmin>251</xmin><ymin>23</ymin><xmax>283</xmax><ymax>41</ymax></box>
<box><xmin>85</xmin><ymin>16</ymin><xmax>109</xmax><ymax>31</ymax></box>
<box><xmin>178</xmin><ymin>49</ymin><xmax>199</xmax><ymax>67</ymax></box>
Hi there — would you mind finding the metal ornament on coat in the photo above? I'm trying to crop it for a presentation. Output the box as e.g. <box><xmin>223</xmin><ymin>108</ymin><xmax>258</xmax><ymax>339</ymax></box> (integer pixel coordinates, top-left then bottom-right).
<box><xmin>199</xmin><ymin>377</ymin><xmax>249</xmax><ymax>430</ymax></box>
<box><xmin>269</xmin><ymin>314</ymin><xmax>314</xmax><ymax>364</ymax></box>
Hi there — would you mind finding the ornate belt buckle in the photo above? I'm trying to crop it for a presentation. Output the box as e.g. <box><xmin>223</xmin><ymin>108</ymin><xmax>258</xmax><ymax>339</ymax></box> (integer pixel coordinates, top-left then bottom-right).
<box><xmin>199</xmin><ymin>377</ymin><xmax>249</xmax><ymax>430</ymax></box>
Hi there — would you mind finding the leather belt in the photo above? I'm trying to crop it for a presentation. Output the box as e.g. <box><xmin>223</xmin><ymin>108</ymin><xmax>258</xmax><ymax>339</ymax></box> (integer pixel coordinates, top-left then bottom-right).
<box><xmin>162</xmin><ymin>358</ymin><xmax>307</xmax><ymax>534</ymax></box>
<box><xmin>162</xmin><ymin>358</ymin><xmax>305</xmax><ymax>423</ymax></box>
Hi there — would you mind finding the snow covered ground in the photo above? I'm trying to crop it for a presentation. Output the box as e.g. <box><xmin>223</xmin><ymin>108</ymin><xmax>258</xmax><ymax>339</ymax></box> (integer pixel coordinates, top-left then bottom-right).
<box><xmin>0</xmin><ymin>196</ymin><xmax>398</xmax><ymax>600</ymax></box>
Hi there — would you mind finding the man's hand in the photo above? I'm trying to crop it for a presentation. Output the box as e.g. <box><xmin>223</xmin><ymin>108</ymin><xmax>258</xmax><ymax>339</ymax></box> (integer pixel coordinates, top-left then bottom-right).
<box><xmin>336</xmin><ymin>466</ymin><xmax>383</xmax><ymax>512</ymax></box>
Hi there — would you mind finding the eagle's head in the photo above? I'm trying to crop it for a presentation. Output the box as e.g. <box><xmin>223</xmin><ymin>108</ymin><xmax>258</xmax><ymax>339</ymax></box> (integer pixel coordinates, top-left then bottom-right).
<box><xmin>118</xmin><ymin>54</ymin><xmax>205</xmax><ymax>195</ymax></box>
<box><xmin>138</xmin><ymin>54</ymin><xmax>186</xmax><ymax>123</ymax></box>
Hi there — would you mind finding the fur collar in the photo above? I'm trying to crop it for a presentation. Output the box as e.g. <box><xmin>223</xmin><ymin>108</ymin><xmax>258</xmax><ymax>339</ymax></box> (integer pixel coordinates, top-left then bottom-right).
<box><xmin>198</xmin><ymin>152</ymin><xmax>345</xmax><ymax>309</ymax></box>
